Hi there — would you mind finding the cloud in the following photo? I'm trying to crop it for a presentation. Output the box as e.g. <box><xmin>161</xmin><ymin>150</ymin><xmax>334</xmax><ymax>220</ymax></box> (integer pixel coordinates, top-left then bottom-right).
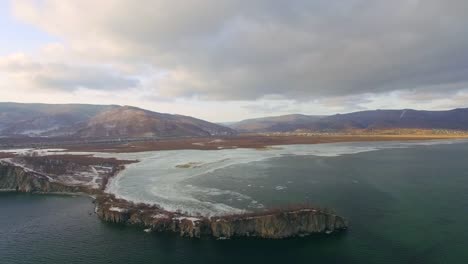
<box><xmin>10</xmin><ymin>0</ymin><xmax>468</xmax><ymax>101</ymax></box>
<box><xmin>0</xmin><ymin>52</ymin><xmax>139</xmax><ymax>91</ymax></box>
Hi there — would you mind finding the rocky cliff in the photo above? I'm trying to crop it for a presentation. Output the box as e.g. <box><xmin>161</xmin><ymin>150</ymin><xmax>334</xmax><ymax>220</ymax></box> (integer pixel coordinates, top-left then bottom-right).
<box><xmin>95</xmin><ymin>194</ymin><xmax>348</xmax><ymax>239</ymax></box>
<box><xmin>209</xmin><ymin>209</ymin><xmax>347</xmax><ymax>239</ymax></box>
<box><xmin>0</xmin><ymin>161</ymin><xmax>87</xmax><ymax>193</ymax></box>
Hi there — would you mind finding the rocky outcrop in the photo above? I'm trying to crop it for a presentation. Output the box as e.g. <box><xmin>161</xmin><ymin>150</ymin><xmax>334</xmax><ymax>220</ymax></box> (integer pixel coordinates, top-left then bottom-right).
<box><xmin>0</xmin><ymin>161</ymin><xmax>87</xmax><ymax>193</ymax></box>
<box><xmin>95</xmin><ymin>194</ymin><xmax>348</xmax><ymax>239</ymax></box>
<box><xmin>209</xmin><ymin>209</ymin><xmax>347</xmax><ymax>239</ymax></box>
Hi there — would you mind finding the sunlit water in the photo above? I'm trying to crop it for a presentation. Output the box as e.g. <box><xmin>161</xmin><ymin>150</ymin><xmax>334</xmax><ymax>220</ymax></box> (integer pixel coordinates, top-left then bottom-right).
<box><xmin>1</xmin><ymin>140</ymin><xmax>468</xmax><ymax>263</ymax></box>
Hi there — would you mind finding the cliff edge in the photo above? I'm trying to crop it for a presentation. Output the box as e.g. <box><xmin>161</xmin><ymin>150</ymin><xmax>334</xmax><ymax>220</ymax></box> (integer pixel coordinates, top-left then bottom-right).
<box><xmin>0</xmin><ymin>161</ymin><xmax>87</xmax><ymax>193</ymax></box>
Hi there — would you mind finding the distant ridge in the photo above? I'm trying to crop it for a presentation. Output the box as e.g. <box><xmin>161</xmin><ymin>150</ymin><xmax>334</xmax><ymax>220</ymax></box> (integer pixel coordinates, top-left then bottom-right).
<box><xmin>2</xmin><ymin>102</ymin><xmax>468</xmax><ymax>137</ymax></box>
<box><xmin>228</xmin><ymin>108</ymin><xmax>468</xmax><ymax>133</ymax></box>
<box><xmin>229</xmin><ymin>114</ymin><xmax>324</xmax><ymax>132</ymax></box>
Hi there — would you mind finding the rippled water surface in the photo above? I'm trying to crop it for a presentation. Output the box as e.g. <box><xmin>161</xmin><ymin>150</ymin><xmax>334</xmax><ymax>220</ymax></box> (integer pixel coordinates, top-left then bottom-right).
<box><xmin>1</xmin><ymin>140</ymin><xmax>468</xmax><ymax>263</ymax></box>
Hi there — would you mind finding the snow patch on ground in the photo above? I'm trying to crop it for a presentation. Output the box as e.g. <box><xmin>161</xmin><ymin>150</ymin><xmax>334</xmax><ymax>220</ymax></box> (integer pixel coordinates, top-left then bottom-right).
<box><xmin>109</xmin><ymin>207</ymin><xmax>127</xmax><ymax>212</ymax></box>
<box><xmin>0</xmin><ymin>148</ymin><xmax>66</xmax><ymax>156</ymax></box>
<box><xmin>174</xmin><ymin>217</ymin><xmax>201</xmax><ymax>223</ymax></box>
<box><xmin>152</xmin><ymin>214</ymin><xmax>170</xmax><ymax>219</ymax></box>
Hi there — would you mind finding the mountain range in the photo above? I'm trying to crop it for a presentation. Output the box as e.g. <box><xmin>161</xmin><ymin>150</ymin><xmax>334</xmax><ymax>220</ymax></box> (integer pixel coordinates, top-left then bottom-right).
<box><xmin>0</xmin><ymin>103</ymin><xmax>235</xmax><ymax>138</ymax></box>
<box><xmin>229</xmin><ymin>108</ymin><xmax>468</xmax><ymax>133</ymax></box>
<box><xmin>1</xmin><ymin>102</ymin><xmax>468</xmax><ymax>138</ymax></box>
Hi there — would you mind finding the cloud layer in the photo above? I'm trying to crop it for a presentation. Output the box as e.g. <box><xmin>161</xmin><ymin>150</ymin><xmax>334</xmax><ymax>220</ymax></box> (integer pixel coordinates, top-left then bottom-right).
<box><xmin>0</xmin><ymin>53</ymin><xmax>139</xmax><ymax>91</ymax></box>
<box><xmin>1</xmin><ymin>0</ymin><xmax>468</xmax><ymax>121</ymax></box>
<box><xmin>10</xmin><ymin>0</ymin><xmax>468</xmax><ymax>99</ymax></box>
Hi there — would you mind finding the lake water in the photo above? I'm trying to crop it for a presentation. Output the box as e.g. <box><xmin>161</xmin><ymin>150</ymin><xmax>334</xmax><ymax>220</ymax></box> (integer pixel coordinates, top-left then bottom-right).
<box><xmin>1</xmin><ymin>141</ymin><xmax>468</xmax><ymax>263</ymax></box>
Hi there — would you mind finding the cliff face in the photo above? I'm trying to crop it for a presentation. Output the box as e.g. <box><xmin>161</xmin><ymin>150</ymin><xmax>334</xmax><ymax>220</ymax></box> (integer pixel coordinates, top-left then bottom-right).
<box><xmin>0</xmin><ymin>162</ymin><xmax>85</xmax><ymax>193</ymax></box>
<box><xmin>95</xmin><ymin>194</ymin><xmax>348</xmax><ymax>239</ymax></box>
<box><xmin>210</xmin><ymin>209</ymin><xmax>347</xmax><ymax>239</ymax></box>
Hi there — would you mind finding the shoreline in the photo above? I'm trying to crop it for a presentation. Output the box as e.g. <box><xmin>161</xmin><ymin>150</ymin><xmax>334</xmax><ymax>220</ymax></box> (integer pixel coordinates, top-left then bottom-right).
<box><xmin>1</xmin><ymin>133</ymin><xmax>467</xmax><ymax>154</ymax></box>
<box><xmin>60</xmin><ymin>134</ymin><xmax>468</xmax><ymax>153</ymax></box>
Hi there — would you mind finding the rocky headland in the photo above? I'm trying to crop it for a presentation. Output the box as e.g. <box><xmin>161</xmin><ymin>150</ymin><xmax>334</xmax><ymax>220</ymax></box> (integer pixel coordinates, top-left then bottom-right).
<box><xmin>0</xmin><ymin>155</ymin><xmax>348</xmax><ymax>239</ymax></box>
<box><xmin>95</xmin><ymin>193</ymin><xmax>347</xmax><ymax>239</ymax></box>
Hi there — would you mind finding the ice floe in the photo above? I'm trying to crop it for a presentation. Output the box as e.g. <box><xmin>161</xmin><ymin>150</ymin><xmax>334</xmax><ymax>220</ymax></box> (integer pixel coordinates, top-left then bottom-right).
<box><xmin>274</xmin><ymin>186</ymin><xmax>287</xmax><ymax>191</ymax></box>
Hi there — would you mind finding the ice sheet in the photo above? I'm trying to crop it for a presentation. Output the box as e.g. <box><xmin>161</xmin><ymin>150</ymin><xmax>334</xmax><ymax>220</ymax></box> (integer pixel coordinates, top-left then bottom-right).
<box><xmin>103</xmin><ymin>139</ymin><xmax>467</xmax><ymax>216</ymax></box>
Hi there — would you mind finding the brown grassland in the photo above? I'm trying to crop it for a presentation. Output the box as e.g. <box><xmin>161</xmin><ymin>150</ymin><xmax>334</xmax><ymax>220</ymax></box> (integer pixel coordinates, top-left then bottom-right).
<box><xmin>61</xmin><ymin>133</ymin><xmax>468</xmax><ymax>153</ymax></box>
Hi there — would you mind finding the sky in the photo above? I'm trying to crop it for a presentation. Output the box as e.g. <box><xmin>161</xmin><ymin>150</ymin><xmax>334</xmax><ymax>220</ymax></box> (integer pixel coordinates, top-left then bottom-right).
<box><xmin>1</xmin><ymin>0</ymin><xmax>468</xmax><ymax>122</ymax></box>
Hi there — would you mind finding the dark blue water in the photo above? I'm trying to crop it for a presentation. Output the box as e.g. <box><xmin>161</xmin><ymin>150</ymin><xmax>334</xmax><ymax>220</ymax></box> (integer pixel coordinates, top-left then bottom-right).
<box><xmin>1</xmin><ymin>142</ymin><xmax>468</xmax><ymax>263</ymax></box>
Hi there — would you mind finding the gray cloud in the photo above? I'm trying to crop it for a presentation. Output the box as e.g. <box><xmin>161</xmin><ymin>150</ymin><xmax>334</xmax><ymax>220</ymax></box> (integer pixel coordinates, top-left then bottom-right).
<box><xmin>33</xmin><ymin>64</ymin><xmax>139</xmax><ymax>91</ymax></box>
<box><xmin>0</xmin><ymin>54</ymin><xmax>139</xmax><ymax>91</ymax></box>
<box><xmin>12</xmin><ymin>0</ymin><xmax>468</xmax><ymax>100</ymax></box>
